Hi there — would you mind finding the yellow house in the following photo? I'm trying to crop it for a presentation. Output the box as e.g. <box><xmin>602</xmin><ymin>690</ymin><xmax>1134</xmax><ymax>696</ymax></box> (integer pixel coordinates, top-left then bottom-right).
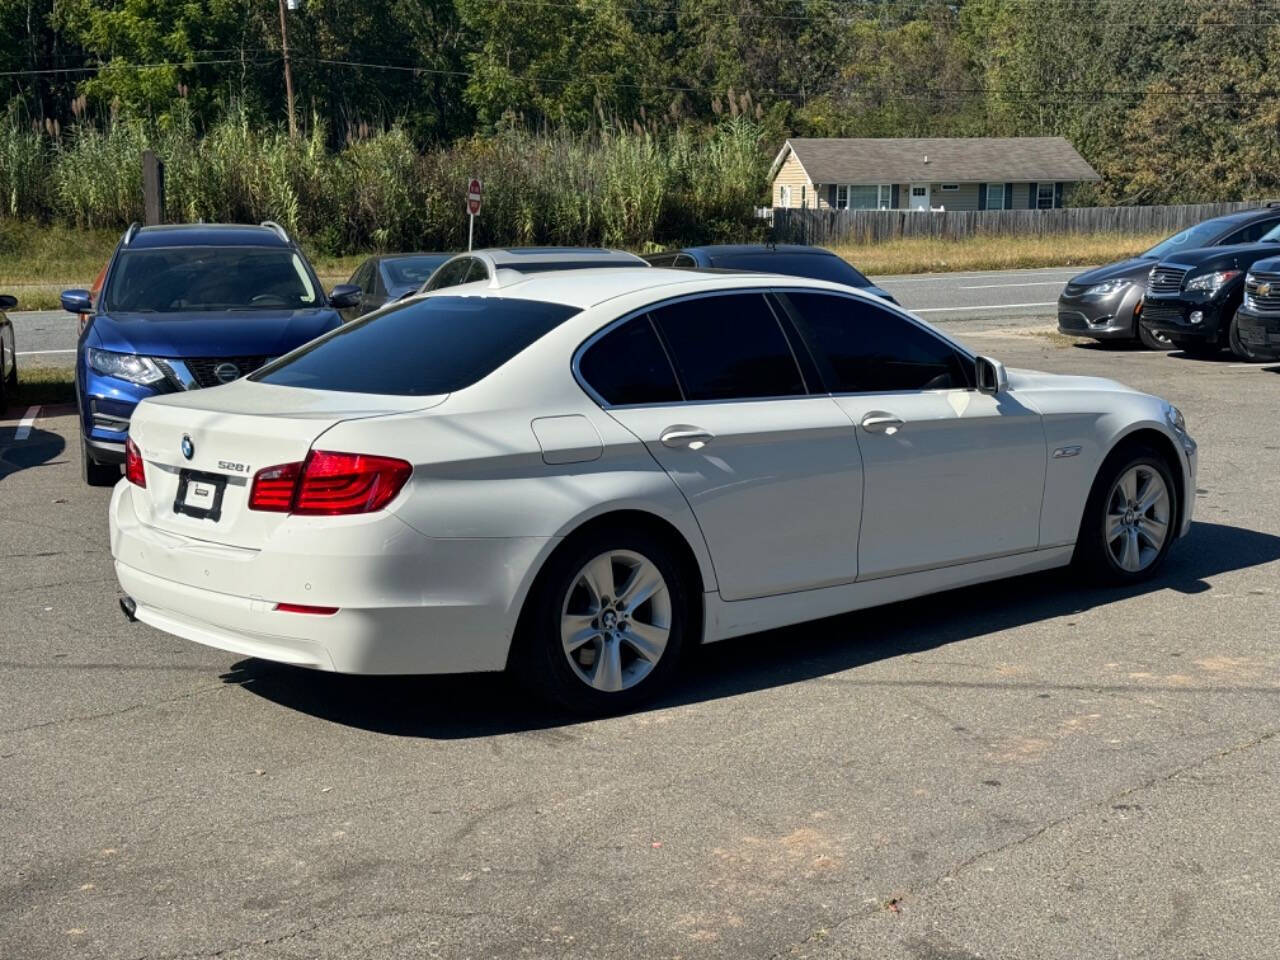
<box><xmin>769</xmin><ymin>137</ymin><xmax>1101</xmax><ymax>212</ymax></box>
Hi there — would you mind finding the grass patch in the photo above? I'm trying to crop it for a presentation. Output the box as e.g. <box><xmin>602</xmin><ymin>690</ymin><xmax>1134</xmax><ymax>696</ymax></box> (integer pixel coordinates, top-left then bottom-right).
<box><xmin>833</xmin><ymin>231</ymin><xmax>1167</xmax><ymax>276</ymax></box>
<box><xmin>14</xmin><ymin>364</ymin><xmax>76</xmax><ymax>405</ymax></box>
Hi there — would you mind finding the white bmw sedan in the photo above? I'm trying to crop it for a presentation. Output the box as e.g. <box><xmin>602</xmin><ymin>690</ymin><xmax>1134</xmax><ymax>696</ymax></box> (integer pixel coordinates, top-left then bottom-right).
<box><xmin>110</xmin><ymin>268</ymin><xmax>1197</xmax><ymax>713</ymax></box>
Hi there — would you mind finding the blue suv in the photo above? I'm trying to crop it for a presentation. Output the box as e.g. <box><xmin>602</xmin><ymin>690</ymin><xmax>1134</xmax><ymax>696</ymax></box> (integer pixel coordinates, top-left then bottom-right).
<box><xmin>63</xmin><ymin>222</ymin><xmax>359</xmax><ymax>485</ymax></box>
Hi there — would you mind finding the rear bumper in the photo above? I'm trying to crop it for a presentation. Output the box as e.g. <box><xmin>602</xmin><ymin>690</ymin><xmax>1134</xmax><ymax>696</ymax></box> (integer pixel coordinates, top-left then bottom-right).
<box><xmin>1233</xmin><ymin>307</ymin><xmax>1280</xmax><ymax>359</ymax></box>
<box><xmin>109</xmin><ymin>482</ymin><xmax>554</xmax><ymax>674</ymax></box>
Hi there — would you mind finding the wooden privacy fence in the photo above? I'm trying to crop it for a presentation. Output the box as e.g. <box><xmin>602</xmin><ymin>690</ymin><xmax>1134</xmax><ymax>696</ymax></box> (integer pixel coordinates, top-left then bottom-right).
<box><xmin>770</xmin><ymin>201</ymin><xmax>1262</xmax><ymax>245</ymax></box>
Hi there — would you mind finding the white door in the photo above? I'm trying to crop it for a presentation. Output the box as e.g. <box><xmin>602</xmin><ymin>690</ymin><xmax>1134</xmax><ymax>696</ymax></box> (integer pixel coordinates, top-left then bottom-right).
<box><xmin>909</xmin><ymin>184</ymin><xmax>931</xmax><ymax>210</ymax></box>
<box><xmin>582</xmin><ymin>292</ymin><xmax>865</xmax><ymax>601</ymax></box>
<box><xmin>774</xmin><ymin>290</ymin><xmax>1047</xmax><ymax>579</ymax></box>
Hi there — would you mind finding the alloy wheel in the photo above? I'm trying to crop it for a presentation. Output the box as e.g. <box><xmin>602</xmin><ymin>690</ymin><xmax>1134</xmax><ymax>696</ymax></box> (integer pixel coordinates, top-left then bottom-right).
<box><xmin>1103</xmin><ymin>465</ymin><xmax>1170</xmax><ymax>573</ymax></box>
<box><xmin>560</xmin><ymin>549</ymin><xmax>672</xmax><ymax>693</ymax></box>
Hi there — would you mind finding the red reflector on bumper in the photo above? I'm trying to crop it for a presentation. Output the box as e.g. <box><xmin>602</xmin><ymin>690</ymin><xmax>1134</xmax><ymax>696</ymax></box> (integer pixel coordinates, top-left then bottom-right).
<box><xmin>274</xmin><ymin>602</ymin><xmax>339</xmax><ymax>615</ymax></box>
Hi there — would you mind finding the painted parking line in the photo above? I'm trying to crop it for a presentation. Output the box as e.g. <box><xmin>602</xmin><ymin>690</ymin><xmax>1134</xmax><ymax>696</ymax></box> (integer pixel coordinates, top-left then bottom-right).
<box><xmin>913</xmin><ymin>301</ymin><xmax>1058</xmax><ymax>314</ymax></box>
<box><xmin>17</xmin><ymin>349</ymin><xmax>76</xmax><ymax>357</ymax></box>
<box><xmin>959</xmin><ymin>280</ymin><xmax>1069</xmax><ymax>290</ymax></box>
<box><xmin>14</xmin><ymin>405</ymin><xmax>40</xmax><ymax>440</ymax></box>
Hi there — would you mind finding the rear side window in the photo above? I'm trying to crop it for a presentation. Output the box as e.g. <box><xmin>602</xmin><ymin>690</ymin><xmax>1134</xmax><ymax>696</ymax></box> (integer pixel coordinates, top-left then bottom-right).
<box><xmin>578</xmin><ymin>318</ymin><xmax>682</xmax><ymax>406</ymax></box>
<box><xmin>254</xmin><ymin>296</ymin><xmax>579</xmax><ymax>395</ymax></box>
<box><xmin>649</xmin><ymin>294</ymin><xmax>806</xmax><ymax>401</ymax></box>
<box><xmin>781</xmin><ymin>292</ymin><xmax>972</xmax><ymax>393</ymax></box>
<box><xmin>708</xmin><ymin>252</ymin><xmax>870</xmax><ymax>287</ymax></box>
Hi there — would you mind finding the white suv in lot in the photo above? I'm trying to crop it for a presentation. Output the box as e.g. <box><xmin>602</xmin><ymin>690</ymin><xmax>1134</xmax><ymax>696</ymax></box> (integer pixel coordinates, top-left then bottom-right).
<box><xmin>110</xmin><ymin>268</ymin><xmax>1197</xmax><ymax>713</ymax></box>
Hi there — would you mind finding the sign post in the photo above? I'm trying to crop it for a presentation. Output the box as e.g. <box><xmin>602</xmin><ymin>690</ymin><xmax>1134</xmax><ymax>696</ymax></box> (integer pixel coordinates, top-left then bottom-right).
<box><xmin>466</xmin><ymin>178</ymin><xmax>483</xmax><ymax>251</ymax></box>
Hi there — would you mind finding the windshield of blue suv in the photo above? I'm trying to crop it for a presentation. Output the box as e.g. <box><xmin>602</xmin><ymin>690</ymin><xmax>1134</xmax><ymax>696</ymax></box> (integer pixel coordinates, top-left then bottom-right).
<box><xmin>104</xmin><ymin>247</ymin><xmax>319</xmax><ymax>313</ymax></box>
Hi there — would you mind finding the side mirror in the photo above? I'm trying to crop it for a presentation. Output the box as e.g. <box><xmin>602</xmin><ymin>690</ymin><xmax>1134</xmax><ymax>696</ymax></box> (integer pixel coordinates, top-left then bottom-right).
<box><xmin>60</xmin><ymin>289</ymin><xmax>92</xmax><ymax>314</ymax></box>
<box><xmin>328</xmin><ymin>284</ymin><xmax>362</xmax><ymax>309</ymax></box>
<box><xmin>975</xmin><ymin>356</ymin><xmax>1008</xmax><ymax>395</ymax></box>
<box><xmin>0</xmin><ymin>293</ymin><xmax>16</xmax><ymax>311</ymax></box>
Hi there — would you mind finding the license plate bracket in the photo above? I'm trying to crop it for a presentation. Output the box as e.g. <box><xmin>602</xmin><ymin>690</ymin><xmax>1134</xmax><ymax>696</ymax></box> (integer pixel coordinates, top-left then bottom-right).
<box><xmin>173</xmin><ymin>469</ymin><xmax>227</xmax><ymax>522</ymax></box>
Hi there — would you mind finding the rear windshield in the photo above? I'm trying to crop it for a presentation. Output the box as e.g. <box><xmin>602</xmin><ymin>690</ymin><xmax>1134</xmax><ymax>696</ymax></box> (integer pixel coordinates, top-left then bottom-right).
<box><xmin>252</xmin><ymin>295</ymin><xmax>579</xmax><ymax>395</ymax></box>
<box><xmin>707</xmin><ymin>252</ymin><xmax>870</xmax><ymax>287</ymax></box>
<box><xmin>509</xmin><ymin>259</ymin><xmax>647</xmax><ymax>273</ymax></box>
<box><xmin>105</xmin><ymin>247</ymin><xmax>319</xmax><ymax>312</ymax></box>
<box><xmin>384</xmin><ymin>255</ymin><xmax>450</xmax><ymax>287</ymax></box>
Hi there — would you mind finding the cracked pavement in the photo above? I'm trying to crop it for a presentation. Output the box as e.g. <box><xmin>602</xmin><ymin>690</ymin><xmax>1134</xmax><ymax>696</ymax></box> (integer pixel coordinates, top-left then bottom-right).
<box><xmin>3</xmin><ymin>324</ymin><xmax>1280</xmax><ymax>959</ymax></box>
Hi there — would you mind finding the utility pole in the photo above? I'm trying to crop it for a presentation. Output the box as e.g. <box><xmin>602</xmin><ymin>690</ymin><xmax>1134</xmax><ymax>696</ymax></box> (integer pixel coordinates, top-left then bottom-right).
<box><xmin>277</xmin><ymin>0</ymin><xmax>297</xmax><ymax>138</ymax></box>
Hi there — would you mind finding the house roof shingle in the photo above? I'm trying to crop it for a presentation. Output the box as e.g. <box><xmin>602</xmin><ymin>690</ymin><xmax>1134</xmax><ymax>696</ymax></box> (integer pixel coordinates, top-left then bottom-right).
<box><xmin>774</xmin><ymin>137</ymin><xmax>1101</xmax><ymax>184</ymax></box>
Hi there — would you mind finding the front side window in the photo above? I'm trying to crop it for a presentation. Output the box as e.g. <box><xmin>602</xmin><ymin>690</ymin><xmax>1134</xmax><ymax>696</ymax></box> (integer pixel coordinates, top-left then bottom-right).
<box><xmin>578</xmin><ymin>317</ymin><xmax>682</xmax><ymax>406</ymax></box>
<box><xmin>649</xmin><ymin>294</ymin><xmax>806</xmax><ymax>402</ymax></box>
<box><xmin>253</xmin><ymin>296</ymin><xmax>579</xmax><ymax>396</ymax></box>
<box><xmin>384</xmin><ymin>255</ymin><xmax>451</xmax><ymax>288</ymax></box>
<box><xmin>1222</xmin><ymin>220</ymin><xmax>1280</xmax><ymax>245</ymax></box>
<box><xmin>105</xmin><ymin>247</ymin><xmax>318</xmax><ymax>313</ymax></box>
<box><xmin>426</xmin><ymin>258</ymin><xmax>478</xmax><ymax>290</ymax></box>
<box><xmin>780</xmin><ymin>291</ymin><xmax>972</xmax><ymax>393</ymax></box>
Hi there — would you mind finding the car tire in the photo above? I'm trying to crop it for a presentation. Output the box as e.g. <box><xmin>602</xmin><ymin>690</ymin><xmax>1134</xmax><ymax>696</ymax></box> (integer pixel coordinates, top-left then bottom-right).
<box><xmin>1228</xmin><ymin>311</ymin><xmax>1264</xmax><ymax>362</ymax></box>
<box><xmin>81</xmin><ymin>436</ymin><xmax>121</xmax><ymax>487</ymax></box>
<box><xmin>1073</xmin><ymin>443</ymin><xmax>1178</xmax><ymax>586</ymax></box>
<box><xmin>1137</xmin><ymin>323</ymin><xmax>1172</xmax><ymax>351</ymax></box>
<box><xmin>515</xmin><ymin>526</ymin><xmax>693</xmax><ymax>715</ymax></box>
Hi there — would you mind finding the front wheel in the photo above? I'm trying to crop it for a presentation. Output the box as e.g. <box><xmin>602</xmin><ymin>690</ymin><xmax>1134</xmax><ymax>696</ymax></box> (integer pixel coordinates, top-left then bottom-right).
<box><xmin>1074</xmin><ymin>446</ymin><xmax>1177</xmax><ymax>585</ymax></box>
<box><xmin>516</xmin><ymin>528</ymin><xmax>693</xmax><ymax>714</ymax></box>
<box><xmin>1137</xmin><ymin>323</ymin><xmax>1172</xmax><ymax>351</ymax></box>
<box><xmin>1228</xmin><ymin>311</ymin><xmax>1264</xmax><ymax>361</ymax></box>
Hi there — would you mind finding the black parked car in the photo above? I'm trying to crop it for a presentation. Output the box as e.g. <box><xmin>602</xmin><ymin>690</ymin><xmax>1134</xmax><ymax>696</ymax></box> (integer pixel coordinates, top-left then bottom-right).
<box><xmin>343</xmin><ymin>252</ymin><xmax>452</xmax><ymax>320</ymax></box>
<box><xmin>643</xmin><ymin>244</ymin><xmax>898</xmax><ymax>305</ymax></box>
<box><xmin>1139</xmin><ymin>223</ymin><xmax>1280</xmax><ymax>357</ymax></box>
<box><xmin>1229</xmin><ymin>256</ymin><xmax>1280</xmax><ymax>361</ymax></box>
<box><xmin>1058</xmin><ymin>206</ymin><xmax>1280</xmax><ymax>350</ymax></box>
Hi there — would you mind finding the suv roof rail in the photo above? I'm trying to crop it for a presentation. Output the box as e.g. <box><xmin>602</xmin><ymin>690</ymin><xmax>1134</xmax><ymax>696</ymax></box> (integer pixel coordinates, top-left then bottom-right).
<box><xmin>122</xmin><ymin>222</ymin><xmax>141</xmax><ymax>246</ymax></box>
<box><xmin>260</xmin><ymin>220</ymin><xmax>291</xmax><ymax>244</ymax></box>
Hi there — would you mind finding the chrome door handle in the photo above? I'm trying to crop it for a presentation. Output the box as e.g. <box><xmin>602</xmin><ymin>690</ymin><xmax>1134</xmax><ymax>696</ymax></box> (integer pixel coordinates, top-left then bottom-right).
<box><xmin>860</xmin><ymin>412</ymin><xmax>904</xmax><ymax>435</ymax></box>
<box><xmin>660</xmin><ymin>426</ymin><xmax>714</xmax><ymax>449</ymax></box>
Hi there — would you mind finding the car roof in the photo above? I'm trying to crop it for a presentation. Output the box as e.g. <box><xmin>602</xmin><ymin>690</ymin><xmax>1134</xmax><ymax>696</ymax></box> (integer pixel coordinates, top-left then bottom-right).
<box><xmin>474</xmin><ymin>247</ymin><xmax>647</xmax><ymax>266</ymax></box>
<box><xmin>1205</xmin><ymin>207</ymin><xmax>1280</xmax><ymax>229</ymax></box>
<box><xmin>126</xmin><ymin>223</ymin><xmax>292</xmax><ymax>249</ymax></box>
<box><xmin>681</xmin><ymin>244</ymin><xmax>839</xmax><ymax>258</ymax></box>
<box><xmin>416</xmin><ymin>265</ymin><xmax>872</xmax><ymax>311</ymax></box>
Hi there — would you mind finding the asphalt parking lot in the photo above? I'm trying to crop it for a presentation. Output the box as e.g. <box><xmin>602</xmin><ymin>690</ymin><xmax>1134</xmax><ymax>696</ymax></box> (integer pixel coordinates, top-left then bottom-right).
<box><xmin>3</xmin><ymin>320</ymin><xmax>1280</xmax><ymax>960</ymax></box>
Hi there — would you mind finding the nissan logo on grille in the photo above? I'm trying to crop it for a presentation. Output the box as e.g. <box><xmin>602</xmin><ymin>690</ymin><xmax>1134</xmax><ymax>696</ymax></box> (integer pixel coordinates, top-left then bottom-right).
<box><xmin>213</xmin><ymin>362</ymin><xmax>241</xmax><ymax>384</ymax></box>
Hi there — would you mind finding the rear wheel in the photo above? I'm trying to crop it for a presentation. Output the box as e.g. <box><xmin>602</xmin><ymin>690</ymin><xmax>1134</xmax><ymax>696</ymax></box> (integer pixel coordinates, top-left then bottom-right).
<box><xmin>1228</xmin><ymin>311</ymin><xmax>1264</xmax><ymax>361</ymax></box>
<box><xmin>1074</xmin><ymin>445</ymin><xmax>1177</xmax><ymax>585</ymax></box>
<box><xmin>81</xmin><ymin>435</ymin><xmax>121</xmax><ymax>487</ymax></box>
<box><xmin>516</xmin><ymin>527</ymin><xmax>692</xmax><ymax>714</ymax></box>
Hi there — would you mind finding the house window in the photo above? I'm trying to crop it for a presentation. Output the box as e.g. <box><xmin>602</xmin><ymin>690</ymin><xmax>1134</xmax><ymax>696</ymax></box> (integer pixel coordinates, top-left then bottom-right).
<box><xmin>835</xmin><ymin>185</ymin><xmax>849</xmax><ymax>210</ymax></box>
<box><xmin>911</xmin><ymin>186</ymin><xmax>927</xmax><ymax>198</ymax></box>
<box><xmin>779</xmin><ymin>185</ymin><xmax>792</xmax><ymax>208</ymax></box>
<box><xmin>985</xmin><ymin>183</ymin><xmax>1005</xmax><ymax>209</ymax></box>
<box><xmin>847</xmin><ymin>186</ymin><xmax>878</xmax><ymax>209</ymax></box>
<box><xmin>878</xmin><ymin>185</ymin><xmax>892</xmax><ymax>209</ymax></box>
<box><xmin>1037</xmin><ymin>183</ymin><xmax>1056</xmax><ymax>209</ymax></box>
<box><xmin>940</xmin><ymin>184</ymin><xmax>959</xmax><ymax>192</ymax></box>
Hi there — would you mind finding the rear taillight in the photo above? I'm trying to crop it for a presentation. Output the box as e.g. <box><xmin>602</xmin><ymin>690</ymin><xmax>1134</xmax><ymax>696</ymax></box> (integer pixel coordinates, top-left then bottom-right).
<box><xmin>248</xmin><ymin>461</ymin><xmax>300</xmax><ymax>512</ymax></box>
<box><xmin>274</xmin><ymin>602</ymin><xmax>339</xmax><ymax>615</ymax></box>
<box><xmin>248</xmin><ymin>450</ymin><xmax>411</xmax><ymax>515</ymax></box>
<box><xmin>125</xmin><ymin>437</ymin><xmax>146</xmax><ymax>487</ymax></box>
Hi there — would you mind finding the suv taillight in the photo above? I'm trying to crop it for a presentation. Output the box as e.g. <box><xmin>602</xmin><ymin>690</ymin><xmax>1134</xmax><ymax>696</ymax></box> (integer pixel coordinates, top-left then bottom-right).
<box><xmin>249</xmin><ymin>451</ymin><xmax>411</xmax><ymax>515</ymax></box>
<box><xmin>125</xmin><ymin>437</ymin><xmax>146</xmax><ymax>487</ymax></box>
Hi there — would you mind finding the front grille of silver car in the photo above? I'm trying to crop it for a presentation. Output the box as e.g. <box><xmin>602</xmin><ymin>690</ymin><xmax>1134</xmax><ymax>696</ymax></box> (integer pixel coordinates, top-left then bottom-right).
<box><xmin>1245</xmin><ymin>270</ymin><xmax>1280</xmax><ymax>313</ymax></box>
<box><xmin>1147</xmin><ymin>265</ymin><xmax>1188</xmax><ymax>296</ymax></box>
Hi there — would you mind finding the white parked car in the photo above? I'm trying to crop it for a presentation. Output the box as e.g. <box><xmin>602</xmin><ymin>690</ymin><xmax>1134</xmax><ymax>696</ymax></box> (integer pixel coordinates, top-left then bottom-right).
<box><xmin>110</xmin><ymin>268</ymin><xmax>1197</xmax><ymax>713</ymax></box>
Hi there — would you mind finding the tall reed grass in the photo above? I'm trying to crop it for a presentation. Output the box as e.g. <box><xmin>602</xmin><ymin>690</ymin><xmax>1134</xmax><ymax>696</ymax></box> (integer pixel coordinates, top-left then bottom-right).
<box><xmin>0</xmin><ymin>105</ymin><xmax>769</xmax><ymax>253</ymax></box>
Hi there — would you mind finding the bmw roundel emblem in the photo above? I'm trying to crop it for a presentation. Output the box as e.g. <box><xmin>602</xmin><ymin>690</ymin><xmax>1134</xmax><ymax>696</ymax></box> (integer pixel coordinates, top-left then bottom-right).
<box><xmin>181</xmin><ymin>435</ymin><xmax>194</xmax><ymax>460</ymax></box>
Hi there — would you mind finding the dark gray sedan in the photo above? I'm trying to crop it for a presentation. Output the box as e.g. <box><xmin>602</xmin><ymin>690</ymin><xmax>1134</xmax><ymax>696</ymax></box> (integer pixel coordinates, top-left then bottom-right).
<box><xmin>0</xmin><ymin>293</ymin><xmax>16</xmax><ymax>413</ymax></box>
<box><xmin>1058</xmin><ymin>207</ymin><xmax>1280</xmax><ymax>349</ymax></box>
<box><xmin>343</xmin><ymin>253</ymin><xmax>453</xmax><ymax>321</ymax></box>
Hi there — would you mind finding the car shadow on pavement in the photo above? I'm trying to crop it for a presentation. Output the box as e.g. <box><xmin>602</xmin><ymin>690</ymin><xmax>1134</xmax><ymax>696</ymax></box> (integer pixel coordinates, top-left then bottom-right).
<box><xmin>0</xmin><ymin>426</ymin><xmax>66</xmax><ymax>482</ymax></box>
<box><xmin>221</xmin><ymin>520</ymin><xmax>1280</xmax><ymax>739</ymax></box>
